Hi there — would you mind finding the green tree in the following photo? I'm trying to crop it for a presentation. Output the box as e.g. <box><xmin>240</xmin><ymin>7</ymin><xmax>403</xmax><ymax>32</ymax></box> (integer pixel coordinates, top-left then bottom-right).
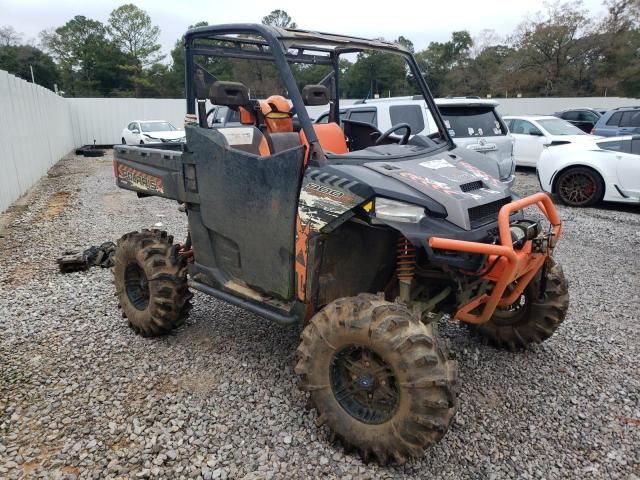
<box><xmin>108</xmin><ymin>4</ymin><xmax>164</xmax><ymax>96</ymax></box>
<box><xmin>415</xmin><ymin>31</ymin><xmax>473</xmax><ymax>96</ymax></box>
<box><xmin>341</xmin><ymin>40</ymin><xmax>414</xmax><ymax>99</ymax></box>
<box><xmin>396</xmin><ymin>35</ymin><xmax>414</xmax><ymax>53</ymax></box>
<box><xmin>165</xmin><ymin>21</ymin><xmax>211</xmax><ymax>97</ymax></box>
<box><xmin>593</xmin><ymin>0</ymin><xmax>640</xmax><ymax>96</ymax></box>
<box><xmin>466</xmin><ymin>44</ymin><xmax>515</xmax><ymax>97</ymax></box>
<box><xmin>261</xmin><ymin>10</ymin><xmax>297</xmax><ymax>28</ymax></box>
<box><xmin>41</xmin><ymin>16</ymin><xmax>114</xmax><ymax>95</ymax></box>
<box><xmin>93</xmin><ymin>41</ymin><xmax>135</xmax><ymax>96</ymax></box>
<box><xmin>0</xmin><ymin>45</ymin><xmax>59</xmax><ymax>89</ymax></box>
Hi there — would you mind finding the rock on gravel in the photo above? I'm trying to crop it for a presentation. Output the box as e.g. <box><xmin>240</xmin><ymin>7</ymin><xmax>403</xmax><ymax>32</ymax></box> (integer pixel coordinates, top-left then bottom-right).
<box><xmin>0</xmin><ymin>153</ymin><xmax>639</xmax><ymax>479</ymax></box>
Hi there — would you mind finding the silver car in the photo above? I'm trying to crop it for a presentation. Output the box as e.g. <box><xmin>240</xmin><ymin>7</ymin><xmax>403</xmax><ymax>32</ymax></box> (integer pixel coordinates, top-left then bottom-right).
<box><xmin>435</xmin><ymin>98</ymin><xmax>515</xmax><ymax>186</ymax></box>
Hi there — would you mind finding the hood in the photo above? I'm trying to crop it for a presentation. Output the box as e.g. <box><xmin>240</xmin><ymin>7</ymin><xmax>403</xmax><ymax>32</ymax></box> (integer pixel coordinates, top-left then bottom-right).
<box><xmin>549</xmin><ymin>134</ymin><xmax>597</xmax><ymax>143</ymax></box>
<box><xmin>365</xmin><ymin>152</ymin><xmax>511</xmax><ymax>230</ymax></box>
<box><xmin>144</xmin><ymin>130</ymin><xmax>185</xmax><ymax>141</ymax></box>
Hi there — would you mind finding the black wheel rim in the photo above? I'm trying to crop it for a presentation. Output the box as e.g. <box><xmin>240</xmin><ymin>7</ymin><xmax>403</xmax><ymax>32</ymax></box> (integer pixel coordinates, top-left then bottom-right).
<box><xmin>493</xmin><ymin>289</ymin><xmax>530</xmax><ymax>326</ymax></box>
<box><xmin>559</xmin><ymin>171</ymin><xmax>596</xmax><ymax>205</ymax></box>
<box><xmin>330</xmin><ymin>345</ymin><xmax>399</xmax><ymax>424</ymax></box>
<box><xmin>125</xmin><ymin>263</ymin><xmax>150</xmax><ymax>310</ymax></box>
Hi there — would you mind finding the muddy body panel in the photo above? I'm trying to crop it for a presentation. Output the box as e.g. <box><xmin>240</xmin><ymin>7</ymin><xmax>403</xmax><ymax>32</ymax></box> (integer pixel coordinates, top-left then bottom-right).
<box><xmin>114</xmin><ymin>145</ymin><xmax>188</xmax><ymax>202</ymax></box>
<box><xmin>295</xmin><ymin>145</ymin><xmax>522</xmax><ymax>275</ymax></box>
<box><xmin>114</xmin><ymin>128</ymin><xmax>305</xmax><ymax>303</ymax></box>
<box><xmin>183</xmin><ymin>127</ymin><xmax>304</xmax><ymax>300</ymax></box>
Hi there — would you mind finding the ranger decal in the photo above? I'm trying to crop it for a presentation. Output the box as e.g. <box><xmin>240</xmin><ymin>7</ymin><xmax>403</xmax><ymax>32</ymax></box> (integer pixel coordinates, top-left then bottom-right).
<box><xmin>117</xmin><ymin>164</ymin><xmax>164</xmax><ymax>194</ymax></box>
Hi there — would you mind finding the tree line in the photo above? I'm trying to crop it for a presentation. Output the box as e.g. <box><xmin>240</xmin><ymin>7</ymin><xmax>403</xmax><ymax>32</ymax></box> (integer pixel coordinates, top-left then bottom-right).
<box><xmin>0</xmin><ymin>1</ymin><xmax>638</xmax><ymax>99</ymax></box>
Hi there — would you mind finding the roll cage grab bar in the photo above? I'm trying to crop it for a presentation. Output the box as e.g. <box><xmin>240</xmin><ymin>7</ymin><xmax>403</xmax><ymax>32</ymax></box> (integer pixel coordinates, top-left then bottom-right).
<box><xmin>182</xmin><ymin>23</ymin><xmax>454</xmax><ymax>164</ymax></box>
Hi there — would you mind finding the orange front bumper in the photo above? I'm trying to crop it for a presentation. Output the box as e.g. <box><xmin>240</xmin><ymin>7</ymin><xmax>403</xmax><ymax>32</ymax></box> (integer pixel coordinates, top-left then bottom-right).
<box><xmin>429</xmin><ymin>193</ymin><xmax>562</xmax><ymax>324</ymax></box>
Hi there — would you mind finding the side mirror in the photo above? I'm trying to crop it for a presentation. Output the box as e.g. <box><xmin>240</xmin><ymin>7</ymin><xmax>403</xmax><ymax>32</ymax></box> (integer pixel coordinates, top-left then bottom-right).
<box><xmin>132</xmin><ymin>129</ymin><xmax>140</xmax><ymax>134</ymax></box>
<box><xmin>530</xmin><ymin>129</ymin><xmax>544</xmax><ymax>136</ymax></box>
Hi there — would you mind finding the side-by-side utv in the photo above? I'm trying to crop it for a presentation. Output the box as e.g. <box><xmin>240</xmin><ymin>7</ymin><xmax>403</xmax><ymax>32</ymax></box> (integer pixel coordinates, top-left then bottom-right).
<box><xmin>112</xmin><ymin>24</ymin><xmax>569</xmax><ymax>464</ymax></box>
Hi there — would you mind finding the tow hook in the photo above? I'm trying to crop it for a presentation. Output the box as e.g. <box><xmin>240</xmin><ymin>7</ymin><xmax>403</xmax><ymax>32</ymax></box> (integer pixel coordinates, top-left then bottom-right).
<box><xmin>532</xmin><ymin>231</ymin><xmax>557</xmax><ymax>253</ymax></box>
<box><xmin>538</xmin><ymin>259</ymin><xmax>549</xmax><ymax>301</ymax></box>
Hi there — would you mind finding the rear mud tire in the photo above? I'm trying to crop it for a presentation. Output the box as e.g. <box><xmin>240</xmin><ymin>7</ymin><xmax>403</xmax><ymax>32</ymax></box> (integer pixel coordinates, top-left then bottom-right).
<box><xmin>470</xmin><ymin>258</ymin><xmax>569</xmax><ymax>350</ymax></box>
<box><xmin>296</xmin><ymin>293</ymin><xmax>458</xmax><ymax>464</ymax></box>
<box><xmin>114</xmin><ymin>229</ymin><xmax>192</xmax><ymax>337</ymax></box>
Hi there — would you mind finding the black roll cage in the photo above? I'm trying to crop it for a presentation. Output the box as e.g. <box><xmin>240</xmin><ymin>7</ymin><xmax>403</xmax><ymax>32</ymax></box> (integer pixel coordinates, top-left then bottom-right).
<box><xmin>184</xmin><ymin>23</ymin><xmax>453</xmax><ymax>163</ymax></box>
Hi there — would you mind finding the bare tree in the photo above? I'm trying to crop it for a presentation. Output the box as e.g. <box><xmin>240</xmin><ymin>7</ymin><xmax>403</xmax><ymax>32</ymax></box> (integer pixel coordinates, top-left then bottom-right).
<box><xmin>470</xmin><ymin>29</ymin><xmax>503</xmax><ymax>58</ymax></box>
<box><xmin>510</xmin><ymin>1</ymin><xmax>596</xmax><ymax>95</ymax></box>
<box><xmin>0</xmin><ymin>26</ymin><xmax>22</xmax><ymax>46</ymax></box>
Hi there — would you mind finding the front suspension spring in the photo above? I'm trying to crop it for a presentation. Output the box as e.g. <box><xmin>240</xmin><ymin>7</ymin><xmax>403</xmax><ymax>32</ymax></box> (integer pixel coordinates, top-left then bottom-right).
<box><xmin>396</xmin><ymin>235</ymin><xmax>416</xmax><ymax>284</ymax></box>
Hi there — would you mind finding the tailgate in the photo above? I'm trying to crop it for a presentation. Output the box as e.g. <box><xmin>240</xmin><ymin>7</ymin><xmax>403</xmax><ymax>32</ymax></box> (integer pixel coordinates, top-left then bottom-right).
<box><xmin>114</xmin><ymin>145</ymin><xmax>189</xmax><ymax>202</ymax></box>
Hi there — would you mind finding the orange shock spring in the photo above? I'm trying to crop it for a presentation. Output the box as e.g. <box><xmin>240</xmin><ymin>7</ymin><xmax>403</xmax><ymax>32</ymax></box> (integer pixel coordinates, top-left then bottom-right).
<box><xmin>396</xmin><ymin>235</ymin><xmax>416</xmax><ymax>286</ymax></box>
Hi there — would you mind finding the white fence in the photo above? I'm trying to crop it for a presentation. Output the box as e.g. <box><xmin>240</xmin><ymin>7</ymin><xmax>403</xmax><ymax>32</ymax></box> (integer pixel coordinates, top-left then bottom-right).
<box><xmin>0</xmin><ymin>65</ymin><xmax>639</xmax><ymax>213</ymax></box>
<box><xmin>494</xmin><ymin>97</ymin><xmax>637</xmax><ymax>116</ymax></box>
<box><xmin>68</xmin><ymin>98</ymin><xmax>186</xmax><ymax>146</ymax></box>
<box><xmin>0</xmin><ymin>70</ymin><xmax>75</xmax><ymax>213</ymax></box>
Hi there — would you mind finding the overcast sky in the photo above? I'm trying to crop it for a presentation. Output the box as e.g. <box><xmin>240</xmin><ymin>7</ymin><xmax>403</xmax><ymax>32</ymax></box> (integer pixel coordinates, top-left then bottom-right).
<box><xmin>2</xmin><ymin>0</ymin><xmax>609</xmax><ymax>59</ymax></box>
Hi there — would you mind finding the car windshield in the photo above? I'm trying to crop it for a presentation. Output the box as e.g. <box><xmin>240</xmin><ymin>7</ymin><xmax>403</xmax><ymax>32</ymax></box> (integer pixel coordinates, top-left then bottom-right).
<box><xmin>140</xmin><ymin>122</ymin><xmax>176</xmax><ymax>132</ymax></box>
<box><xmin>438</xmin><ymin>106</ymin><xmax>506</xmax><ymax>138</ymax></box>
<box><xmin>537</xmin><ymin>119</ymin><xmax>585</xmax><ymax>136</ymax></box>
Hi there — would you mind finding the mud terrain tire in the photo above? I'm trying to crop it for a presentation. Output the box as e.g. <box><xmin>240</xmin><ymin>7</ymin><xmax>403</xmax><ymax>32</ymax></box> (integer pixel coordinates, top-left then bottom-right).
<box><xmin>82</xmin><ymin>149</ymin><xmax>105</xmax><ymax>157</ymax></box>
<box><xmin>296</xmin><ymin>294</ymin><xmax>458</xmax><ymax>464</ymax></box>
<box><xmin>471</xmin><ymin>258</ymin><xmax>569</xmax><ymax>350</ymax></box>
<box><xmin>114</xmin><ymin>229</ymin><xmax>192</xmax><ymax>337</ymax></box>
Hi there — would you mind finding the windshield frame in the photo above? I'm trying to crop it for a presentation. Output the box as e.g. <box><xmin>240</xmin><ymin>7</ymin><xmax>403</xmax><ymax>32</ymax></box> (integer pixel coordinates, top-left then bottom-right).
<box><xmin>184</xmin><ymin>24</ymin><xmax>453</xmax><ymax>163</ymax></box>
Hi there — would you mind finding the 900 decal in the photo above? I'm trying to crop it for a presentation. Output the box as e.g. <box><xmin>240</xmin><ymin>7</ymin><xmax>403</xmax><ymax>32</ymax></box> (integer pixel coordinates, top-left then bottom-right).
<box><xmin>117</xmin><ymin>164</ymin><xmax>164</xmax><ymax>194</ymax></box>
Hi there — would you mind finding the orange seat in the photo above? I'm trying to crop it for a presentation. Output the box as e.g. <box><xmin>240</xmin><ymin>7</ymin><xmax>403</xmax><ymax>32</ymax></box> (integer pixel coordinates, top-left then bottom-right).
<box><xmin>260</xmin><ymin>95</ymin><xmax>294</xmax><ymax>133</ymax></box>
<box><xmin>299</xmin><ymin>123</ymin><xmax>348</xmax><ymax>162</ymax></box>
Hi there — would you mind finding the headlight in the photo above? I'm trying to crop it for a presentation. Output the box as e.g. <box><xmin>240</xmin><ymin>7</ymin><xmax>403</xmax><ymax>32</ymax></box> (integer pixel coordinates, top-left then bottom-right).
<box><xmin>374</xmin><ymin>198</ymin><xmax>426</xmax><ymax>223</ymax></box>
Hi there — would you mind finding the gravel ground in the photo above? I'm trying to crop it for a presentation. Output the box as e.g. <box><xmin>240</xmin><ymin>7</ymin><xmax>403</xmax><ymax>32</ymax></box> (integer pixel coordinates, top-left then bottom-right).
<box><xmin>0</xmin><ymin>151</ymin><xmax>639</xmax><ymax>480</ymax></box>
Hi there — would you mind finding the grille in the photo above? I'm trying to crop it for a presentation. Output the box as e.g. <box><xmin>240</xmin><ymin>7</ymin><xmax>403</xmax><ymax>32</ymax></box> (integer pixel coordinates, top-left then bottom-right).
<box><xmin>460</xmin><ymin>181</ymin><xmax>483</xmax><ymax>192</ymax></box>
<box><xmin>468</xmin><ymin>197</ymin><xmax>511</xmax><ymax>228</ymax></box>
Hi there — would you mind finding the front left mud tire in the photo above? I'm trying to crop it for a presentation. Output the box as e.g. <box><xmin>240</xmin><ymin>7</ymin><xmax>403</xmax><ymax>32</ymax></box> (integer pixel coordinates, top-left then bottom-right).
<box><xmin>296</xmin><ymin>293</ymin><xmax>458</xmax><ymax>464</ymax></box>
<box><xmin>114</xmin><ymin>229</ymin><xmax>192</xmax><ymax>337</ymax></box>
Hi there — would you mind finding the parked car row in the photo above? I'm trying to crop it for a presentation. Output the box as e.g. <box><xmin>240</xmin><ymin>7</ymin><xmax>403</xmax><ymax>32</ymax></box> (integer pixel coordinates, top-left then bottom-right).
<box><xmin>120</xmin><ymin>100</ymin><xmax>639</xmax><ymax>208</ymax></box>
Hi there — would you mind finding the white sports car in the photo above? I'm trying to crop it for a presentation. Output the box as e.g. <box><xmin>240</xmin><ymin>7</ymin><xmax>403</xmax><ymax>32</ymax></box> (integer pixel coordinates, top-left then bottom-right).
<box><xmin>503</xmin><ymin>115</ymin><xmax>596</xmax><ymax>167</ymax></box>
<box><xmin>537</xmin><ymin>135</ymin><xmax>640</xmax><ymax>206</ymax></box>
<box><xmin>121</xmin><ymin>120</ymin><xmax>185</xmax><ymax>145</ymax></box>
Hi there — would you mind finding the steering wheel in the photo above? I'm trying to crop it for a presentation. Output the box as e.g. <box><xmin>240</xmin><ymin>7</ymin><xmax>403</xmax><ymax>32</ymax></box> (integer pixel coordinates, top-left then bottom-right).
<box><xmin>374</xmin><ymin>123</ymin><xmax>412</xmax><ymax>145</ymax></box>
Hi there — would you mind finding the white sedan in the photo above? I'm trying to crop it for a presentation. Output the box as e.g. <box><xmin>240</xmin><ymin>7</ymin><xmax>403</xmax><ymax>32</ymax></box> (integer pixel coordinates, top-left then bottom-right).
<box><xmin>503</xmin><ymin>115</ymin><xmax>597</xmax><ymax>166</ymax></box>
<box><xmin>121</xmin><ymin>120</ymin><xmax>185</xmax><ymax>145</ymax></box>
<box><xmin>537</xmin><ymin>135</ymin><xmax>640</xmax><ymax>207</ymax></box>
